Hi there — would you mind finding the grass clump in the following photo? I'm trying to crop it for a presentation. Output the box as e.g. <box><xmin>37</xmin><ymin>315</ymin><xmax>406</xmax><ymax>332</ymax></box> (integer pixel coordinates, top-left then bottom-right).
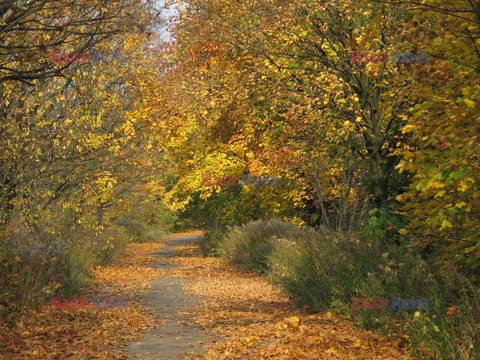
<box><xmin>199</xmin><ymin>226</ymin><xmax>226</xmax><ymax>257</ymax></box>
<box><xmin>219</xmin><ymin>219</ymin><xmax>304</xmax><ymax>273</ymax></box>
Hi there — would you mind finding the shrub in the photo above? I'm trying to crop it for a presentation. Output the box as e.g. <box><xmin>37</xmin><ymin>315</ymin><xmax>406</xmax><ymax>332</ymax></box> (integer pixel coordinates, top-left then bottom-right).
<box><xmin>63</xmin><ymin>246</ymin><xmax>96</xmax><ymax>294</ymax></box>
<box><xmin>199</xmin><ymin>226</ymin><xmax>226</xmax><ymax>256</ymax></box>
<box><xmin>91</xmin><ymin>225</ymin><xmax>129</xmax><ymax>265</ymax></box>
<box><xmin>358</xmin><ymin>204</ymin><xmax>408</xmax><ymax>246</ymax></box>
<box><xmin>116</xmin><ymin>217</ymin><xmax>148</xmax><ymax>242</ymax></box>
<box><xmin>0</xmin><ymin>228</ymin><xmax>94</xmax><ymax>313</ymax></box>
<box><xmin>267</xmin><ymin>225</ymin><xmax>431</xmax><ymax>321</ymax></box>
<box><xmin>138</xmin><ymin>201</ymin><xmax>178</xmax><ymax>233</ymax></box>
<box><xmin>267</xmin><ymin>232</ymin><xmax>332</xmax><ymax>310</ymax></box>
<box><xmin>219</xmin><ymin>219</ymin><xmax>304</xmax><ymax>273</ymax></box>
<box><xmin>0</xmin><ymin>222</ymin><xmax>127</xmax><ymax>315</ymax></box>
<box><xmin>115</xmin><ymin>200</ymin><xmax>177</xmax><ymax>243</ymax></box>
<box><xmin>266</xmin><ymin>223</ymin><xmax>480</xmax><ymax>359</ymax></box>
<box><xmin>212</xmin><ymin>217</ymin><xmax>480</xmax><ymax>359</ymax></box>
<box><xmin>406</xmin><ymin>268</ymin><xmax>480</xmax><ymax>359</ymax></box>
<box><xmin>267</xmin><ymin>226</ymin><xmax>373</xmax><ymax>311</ymax></box>
<box><xmin>0</xmin><ymin>190</ymin><xmax>174</xmax><ymax>318</ymax></box>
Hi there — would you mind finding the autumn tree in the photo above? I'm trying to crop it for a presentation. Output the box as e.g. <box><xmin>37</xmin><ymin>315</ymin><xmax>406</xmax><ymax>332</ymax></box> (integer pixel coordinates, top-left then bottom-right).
<box><xmin>159</xmin><ymin>0</ymin><xmax>421</xmax><ymax>231</ymax></box>
<box><xmin>0</xmin><ymin>0</ymin><xmax>168</xmax><ymax>308</ymax></box>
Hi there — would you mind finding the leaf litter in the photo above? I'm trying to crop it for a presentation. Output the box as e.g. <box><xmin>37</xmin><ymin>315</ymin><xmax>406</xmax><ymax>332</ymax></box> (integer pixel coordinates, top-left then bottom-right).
<box><xmin>168</xmin><ymin>242</ymin><xmax>411</xmax><ymax>360</ymax></box>
<box><xmin>0</xmin><ymin>241</ymin><xmax>167</xmax><ymax>359</ymax></box>
<box><xmin>1</xmin><ymin>233</ymin><xmax>411</xmax><ymax>359</ymax></box>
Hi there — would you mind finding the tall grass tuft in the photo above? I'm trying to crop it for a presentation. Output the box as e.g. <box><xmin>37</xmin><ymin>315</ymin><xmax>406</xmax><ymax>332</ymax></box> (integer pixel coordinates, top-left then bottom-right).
<box><xmin>219</xmin><ymin>219</ymin><xmax>305</xmax><ymax>273</ymax></box>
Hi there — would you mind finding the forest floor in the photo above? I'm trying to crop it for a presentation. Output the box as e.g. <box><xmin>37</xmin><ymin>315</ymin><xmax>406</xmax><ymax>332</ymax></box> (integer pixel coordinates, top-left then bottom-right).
<box><xmin>0</xmin><ymin>232</ymin><xmax>411</xmax><ymax>359</ymax></box>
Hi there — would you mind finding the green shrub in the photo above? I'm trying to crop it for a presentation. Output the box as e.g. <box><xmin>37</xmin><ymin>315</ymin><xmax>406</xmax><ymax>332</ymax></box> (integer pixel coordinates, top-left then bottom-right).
<box><xmin>212</xmin><ymin>217</ymin><xmax>480</xmax><ymax>359</ymax></box>
<box><xmin>341</xmin><ymin>240</ymin><xmax>480</xmax><ymax>359</ymax></box>
<box><xmin>92</xmin><ymin>225</ymin><xmax>129</xmax><ymax>264</ymax></box>
<box><xmin>266</xmin><ymin>223</ymin><xmax>480</xmax><ymax>359</ymax></box>
<box><xmin>267</xmin><ymin>233</ymin><xmax>332</xmax><ymax>310</ymax></box>
<box><xmin>267</xmin><ymin>226</ymin><xmax>371</xmax><ymax>311</ymax></box>
<box><xmin>406</xmin><ymin>269</ymin><xmax>480</xmax><ymax>359</ymax></box>
<box><xmin>219</xmin><ymin>219</ymin><xmax>303</xmax><ymax>273</ymax></box>
<box><xmin>115</xmin><ymin>200</ymin><xmax>176</xmax><ymax>243</ymax></box>
<box><xmin>0</xmin><ymin>231</ymin><xmax>94</xmax><ymax>313</ymax></box>
<box><xmin>63</xmin><ymin>246</ymin><xmax>96</xmax><ymax>294</ymax></box>
<box><xmin>359</xmin><ymin>204</ymin><xmax>408</xmax><ymax>246</ymax></box>
<box><xmin>0</xmin><ymin>223</ymin><xmax>128</xmax><ymax>316</ymax></box>
<box><xmin>266</xmin><ymin>225</ymin><xmax>430</xmax><ymax>323</ymax></box>
<box><xmin>0</xmin><ymin>194</ymin><xmax>175</xmax><ymax>318</ymax></box>
<box><xmin>116</xmin><ymin>217</ymin><xmax>166</xmax><ymax>243</ymax></box>
<box><xmin>116</xmin><ymin>217</ymin><xmax>145</xmax><ymax>242</ymax></box>
<box><xmin>139</xmin><ymin>201</ymin><xmax>178</xmax><ymax>233</ymax></box>
<box><xmin>199</xmin><ymin>226</ymin><xmax>226</xmax><ymax>256</ymax></box>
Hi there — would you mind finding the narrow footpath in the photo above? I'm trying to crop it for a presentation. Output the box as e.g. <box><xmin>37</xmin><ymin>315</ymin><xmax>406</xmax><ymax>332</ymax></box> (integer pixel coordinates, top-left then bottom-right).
<box><xmin>126</xmin><ymin>233</ymin><xmax>214</xmax><ymax>359</ymax></box>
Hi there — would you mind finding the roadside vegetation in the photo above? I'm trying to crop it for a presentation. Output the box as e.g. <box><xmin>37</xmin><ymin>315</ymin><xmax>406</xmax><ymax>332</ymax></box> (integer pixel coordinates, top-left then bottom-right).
<box><xmin>200</xmin><ymin>219</ymin><xmax>480</xmax><ymax>359</ymax></box>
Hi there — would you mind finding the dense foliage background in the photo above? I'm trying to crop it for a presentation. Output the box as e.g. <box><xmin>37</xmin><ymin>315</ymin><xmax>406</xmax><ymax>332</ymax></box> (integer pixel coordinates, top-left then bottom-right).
<box><xmin>0</xmin><ymin>0</ymin><xmax>479</xmax><ymax>358</ymax></box>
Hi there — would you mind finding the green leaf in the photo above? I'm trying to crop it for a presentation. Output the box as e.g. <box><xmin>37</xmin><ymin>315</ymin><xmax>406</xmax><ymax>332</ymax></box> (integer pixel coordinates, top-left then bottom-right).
<box><xmin>447</xmin><ymin>207</ymin><xmax>458</xmax><ymax>215</ymax></box>
<box><xmin>451</xmin><ymin>171</ymin><xmax>466</xmax><ymax>180</ymax></box>
<box><xmin>441</xmin><ymin>219</ymin><xmax>453</xmax><ymax>229</ymax></box>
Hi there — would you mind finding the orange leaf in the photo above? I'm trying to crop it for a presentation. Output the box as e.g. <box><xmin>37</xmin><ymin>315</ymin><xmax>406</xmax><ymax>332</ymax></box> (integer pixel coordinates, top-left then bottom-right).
<box><xmin>446</xmin><ymin>306</ymin><xmax>457</xmax><ymax>318</ymax></box>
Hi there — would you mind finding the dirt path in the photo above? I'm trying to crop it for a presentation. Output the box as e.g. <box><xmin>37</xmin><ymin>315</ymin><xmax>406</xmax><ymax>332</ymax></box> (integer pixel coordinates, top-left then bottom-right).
<box><xmin>126</xmin><ymin>234</ymin><xmax>214</xmax><ymax>359</ymax></box>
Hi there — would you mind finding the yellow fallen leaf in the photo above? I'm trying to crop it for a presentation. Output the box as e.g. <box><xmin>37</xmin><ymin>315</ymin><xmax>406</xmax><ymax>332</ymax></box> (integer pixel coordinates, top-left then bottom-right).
<box><xmin>286</xmin><ymin>315</ymin><xmax>300</xmax><ymax>327</ymax></box>
<box><xmin>354</xmin><ymin>337</ymin><xmax>362</xmax><ymax>347</ymax></box>
<box><xmin>328</xmin><ymin>347</ymin><xmax>338</xmax><ymax>355</ymax></box>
